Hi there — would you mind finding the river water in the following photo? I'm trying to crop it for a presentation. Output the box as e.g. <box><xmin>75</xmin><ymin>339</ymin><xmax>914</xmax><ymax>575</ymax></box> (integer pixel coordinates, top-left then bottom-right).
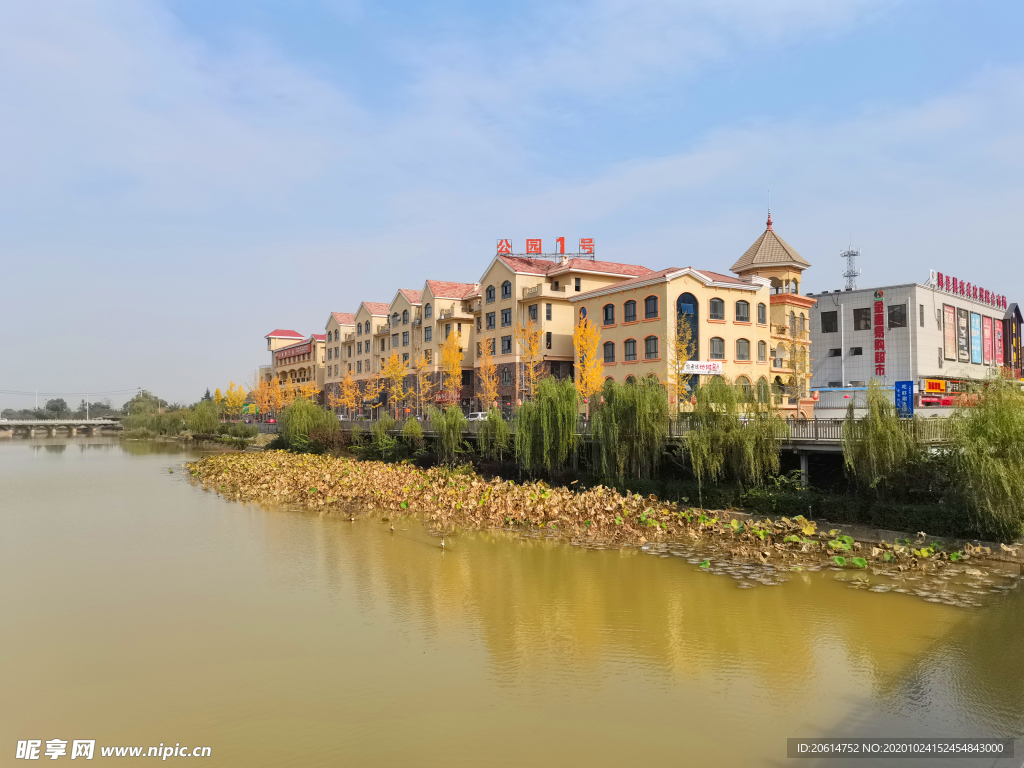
<box><xmin>1</xmin><ymin>437</ymin><xmax>1022</xmax><ymax>767</ymax></box>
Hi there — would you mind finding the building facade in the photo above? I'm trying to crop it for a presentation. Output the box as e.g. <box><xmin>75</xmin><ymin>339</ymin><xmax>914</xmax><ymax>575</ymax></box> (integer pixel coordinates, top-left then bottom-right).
<box><xmin>323</xmin><ymin>312</ymin><xmax>356</xmax><ymax>401</ymax></box>
<box><xmin>473</xmin><ymin>254</ymin><xmax>653</xmax><ymax>410</ymax></box>
<box><xmin>263</xmin><ymin>329</ymin><xmax>306</xmax><ymax>383</ymax></box>
<box><xmin>272</xmin><ymin>334</ymin><xmax>327</xmax><ymax>390</ymax></box>
<box><xmin>808</xmin><ymin>279</ymin><xmax>1018</xmax><ymax>405</ymax></box>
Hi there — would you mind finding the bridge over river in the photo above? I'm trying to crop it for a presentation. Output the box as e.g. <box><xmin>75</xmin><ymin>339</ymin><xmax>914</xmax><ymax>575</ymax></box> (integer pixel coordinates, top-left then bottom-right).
<box><xmin>0</xmin><ymin>419</ymin><xmax>121</xmax><ymax>437</ymax></box>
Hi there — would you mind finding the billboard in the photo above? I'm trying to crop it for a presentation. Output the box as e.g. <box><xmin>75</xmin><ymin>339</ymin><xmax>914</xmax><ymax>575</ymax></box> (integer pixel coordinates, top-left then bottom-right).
<box><xmin>982</xmin><ymin>316</ymin><xmax>993</xmax><ymax>365</ymax></box>
<box><xmin>894</xmin><ymin>381</ymin><xmax>914</xmax><ymax>417</ymax></box>
<box><xmin>943</xmin><ymin>305</ymin><xmax>957</xmax><ymax>360</ymax></box>
<box><xmin>995</xmin><ymin>320</ymin><xmax>1005</xmax><ymax>366</ymax></box>
<box><xmin>957</xmin><ymin>308</ymin><xmax>970</xmax><ymax>363</ymax></box>
<box><xmin>970</xmin><ymin>312</ymin><xmax>983</xmax><ymax>364</ymax></box>
<box><xmin>682</xmin><ymin>361</ymin><xmax>723</xmax><ymax>375</ymax></box>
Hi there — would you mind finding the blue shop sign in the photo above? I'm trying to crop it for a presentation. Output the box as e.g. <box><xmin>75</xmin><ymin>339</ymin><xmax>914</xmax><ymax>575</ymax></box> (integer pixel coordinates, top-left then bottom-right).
<box><xmin>895</xmin><ymin>380</ymin><xmax>914</xmax><ymax>418</ymax></box>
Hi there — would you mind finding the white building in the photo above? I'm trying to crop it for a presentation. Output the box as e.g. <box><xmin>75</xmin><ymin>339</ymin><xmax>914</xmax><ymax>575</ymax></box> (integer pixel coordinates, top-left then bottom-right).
<box><xmin>808</xmin><ymin>278</ymin><xmax>1012</xmax><ymax>407</ymax></box>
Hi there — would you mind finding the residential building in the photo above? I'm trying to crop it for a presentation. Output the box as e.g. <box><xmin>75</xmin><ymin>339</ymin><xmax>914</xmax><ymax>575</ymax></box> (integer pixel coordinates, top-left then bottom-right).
<box><xmin>570</xmin><ymin>214</ymin><xmax>815</xmax><ymax>417</ymax></box>
<box><xmin>729</xmin><ymin>213</ymin><xmax>816</xmax><ymax>415</ymax></box>
<box><xmin>419</xmin><ymin>280</ymin><xmax>479</xmax><ymax>409</ymax></box>
<box><xmin>383</xmin><ymin>288</ymin><xmax>423</xmax><ymax>415</ymax></box>
<box><xmin>263</xmin><ymin>329</ymin><xmax>305</xmax><ymax>383</ymax></box>
<box><xmin>473</xmin><ymin>253</ymin><xmax>653</xmax><ymax>409</ymax></box>
<box><xmin>347</xmin><ymin>301</ymin><xmax>390</xmax><ymax>384</ymax></box>
<box><xmin>323</xmin><ymin>312</ymin><xmax>356</xmax><ymax>402</ymax></box>
<box><xmin>570</xmin><ymin>267</ymin><xmax>773</xmax><ymax>405</ymax></box>
<box><xmin>273</xmin><ymin>334</ymin><xmax>327</xmax><ymax>390</ymax></box>
<box><xmin>808</xmin><ymin>278</ymin><xmax>1019</xmax><ymax>406</ymax></box>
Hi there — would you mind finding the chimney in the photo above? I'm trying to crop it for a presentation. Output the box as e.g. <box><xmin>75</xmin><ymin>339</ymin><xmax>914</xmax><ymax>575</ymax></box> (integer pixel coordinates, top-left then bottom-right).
<box><xmin>560</xmin><ymin>253</ymin><xmax>568</xmax><ymax>265</ymax></box>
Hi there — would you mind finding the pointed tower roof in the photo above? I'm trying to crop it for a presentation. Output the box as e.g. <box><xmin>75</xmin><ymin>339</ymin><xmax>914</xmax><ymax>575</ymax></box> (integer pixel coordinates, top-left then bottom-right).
<box><xmin>730</xmin><ymin>212</ymin><xmax>810</xmax><ymax>274</ymax></box>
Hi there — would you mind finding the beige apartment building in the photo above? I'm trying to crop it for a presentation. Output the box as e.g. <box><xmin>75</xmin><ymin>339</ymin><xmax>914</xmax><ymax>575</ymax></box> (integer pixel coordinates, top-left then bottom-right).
<box><xmin>472</xmin><ymin>254</ymin><xmax>653</xmax><ymax>409</ymax></box>
<box><xmin>323</xmin><ymin>312</ymin><xmax>356</xmax><ymax>400</ymax></box>
<box><xmin>416</xmin><ymin>280</ymin><xmax>479</xmax><ymax>408</ymax></box>
<box><xmin>571</xmin><ymin>268</ymin><xmax>773</xmax><ymax>404</ymax></box>
<box><xmin>263</xmin><ymin>329</ymin><xmax>306</xmax><ymax>383</ymax></box>
<box><xmin>272</xmin><ymin>334</ymin><xmax>327</xmax><ymax>390</ymax></box>
<box><xmin>346</xmin><ymin>301</ymin><xmax>390</xmax><ymax>381</ymax></box>
<box><xmin>569</xmin><ymin>215</ymin><xmax>815</xmax><ymax>417</ymax></box>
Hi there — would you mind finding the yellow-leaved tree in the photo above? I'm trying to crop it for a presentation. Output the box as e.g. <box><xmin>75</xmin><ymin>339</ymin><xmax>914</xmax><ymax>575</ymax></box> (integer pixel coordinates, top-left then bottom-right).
<box><xmin>327</xmin><ymin>385</ymin><xmax>344</xmax><ymax>413</ymax></box>
<box><xmin>268</xmin><ymin>379</ymin><xmax>285</xmax><ymax>414</ymax></box>
<box><xmin>667</xmin><ymin>313</ymin><xmax>695</xmax><ymax>414</ymax></box>
<box><xmin>381</xmin><ymin>350</ymin><xmax>407</xmax><ymax>418</ymax></box>
<box><xmin>251</xmin><ymin>380</ymin><xmax>274</xmax><ymax>419</ymax></box>
<box><xmin>573</xmin><ymin>315</ymin><xmax>602</xmax><ymax>415</ymax></box>
<box><xmin>224</xmin><ymin>381</ymin><xmax>247</xmax><ymax>419</ymax></box>
<box><xmin>214</xmin><ymin>388</ymin><xmax>224</xmax><ymax>406</ymax></box>
<box><xmin>364</xmin><ymin>374</ymin><xmax>382</xmax><ymax>418</ymax></box>
<box><xmin>339</xmin><ymin>369</ymin><xmax>360</xmax><ymax>419</ymax></box>
<box><xmin>439</xmin><ymin>329</ymin><xmax>463</xmax><ymax>400</ymax></box>
<box><xmin>412</xmin><ymin>352</ymin><xmax>434</xmax><ymax>416</ymax></box>
<box><xmin>476</xmin><ymin>336</ymin><xmax>499</xmax><ymax>411</ymax></box>
<box><xmin>515</xmin><ymin>319</ymin><xmax>543</xmax><ymax>400</ymax></box>
<box><xmin>296</xmin><ymin>381</ymin><xmax>320</xmax><ymax>402</ymax></box>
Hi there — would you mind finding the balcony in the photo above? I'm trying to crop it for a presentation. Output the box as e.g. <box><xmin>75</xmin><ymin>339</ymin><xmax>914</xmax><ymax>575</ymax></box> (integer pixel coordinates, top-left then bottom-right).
<box><xmin>439</xmin><ymin>308</ymin><xmax>455</xmax><ymax>320</ymax></box>
<box><xmin>522</xmin><ymin>283</ymin><xmax>567</xmax><ymax>300</ymax></box>
<box><xmin>468</xmin><ymin>300</ymin><xmax>483</xmax><ymax>313</ymax></box>
<box><xmin>376</xmin><ymin>323</ymin><xmax>391</xmax><ymax>335</ymax></box>
<box><xmin>772</xmin><ymin>324</ymin><xmax>809</xmax><ymax>342</ymax></box>
<box><xmin>343</xmin><ymin>332</ymin><xmax>355</xmax><ymax>342</ymax></box>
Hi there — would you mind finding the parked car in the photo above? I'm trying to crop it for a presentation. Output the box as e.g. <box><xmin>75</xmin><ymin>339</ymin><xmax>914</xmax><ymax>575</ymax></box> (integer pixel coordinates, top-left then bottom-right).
<box><xmin>466</xmin><ymin>412</ymin><xmax>488</xmax><ymax>422</ymax></box>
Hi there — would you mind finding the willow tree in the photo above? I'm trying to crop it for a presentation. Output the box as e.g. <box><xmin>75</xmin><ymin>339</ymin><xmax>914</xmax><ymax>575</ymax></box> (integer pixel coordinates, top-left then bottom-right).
<box><xmin>948</xmin><ymin>376</ymin><xmax>1024</xmax><ymax>540</ymax></box>
<box><xmin>514</xmin><ymin>376</ymin><xmax>579</xmax><ymax>473</ymax></box>
<box><xmin>685</xmin><ymin>376</ymin><xmax>786</xmax><ymax>501</ymax></box>
<box><xmin>841</xmin><ymin>379</ymin><xmax>919</xmax><ymax>491</ymax></box>
<box><xmin>590</xmin><ymin>376</ymin><xmax>670</xmax><ymax>482</ymax></box>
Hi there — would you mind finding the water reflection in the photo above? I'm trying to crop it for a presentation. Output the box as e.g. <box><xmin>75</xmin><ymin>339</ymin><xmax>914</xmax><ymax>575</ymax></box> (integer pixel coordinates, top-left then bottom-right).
<box><xmin>2</xmin><ymin>439</ymin><xmax>1020</xmax><ymax>768</ymax></box>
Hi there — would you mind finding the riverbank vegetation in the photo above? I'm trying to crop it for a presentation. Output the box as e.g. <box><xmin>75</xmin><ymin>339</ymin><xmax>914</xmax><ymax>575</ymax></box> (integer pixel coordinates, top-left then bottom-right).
<box><xmin>187</xmin><ymin>451</ymin><xmax>1019</xmax><ymax>608</ymax></box>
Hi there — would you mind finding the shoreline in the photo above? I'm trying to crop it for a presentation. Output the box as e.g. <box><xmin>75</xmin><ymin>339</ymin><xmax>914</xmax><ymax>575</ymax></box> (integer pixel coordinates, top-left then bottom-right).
<box><xmin>187</xmin><ymin>451</ymin><xmax>1022</xmax><ymax>607</ymax></box>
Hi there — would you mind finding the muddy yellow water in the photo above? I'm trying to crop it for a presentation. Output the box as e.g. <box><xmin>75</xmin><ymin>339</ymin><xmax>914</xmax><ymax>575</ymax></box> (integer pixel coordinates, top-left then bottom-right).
<box><xmin>1</xmin><ymin>439</ymin><xmax>1022</xmax><ymax>767</ymax></box>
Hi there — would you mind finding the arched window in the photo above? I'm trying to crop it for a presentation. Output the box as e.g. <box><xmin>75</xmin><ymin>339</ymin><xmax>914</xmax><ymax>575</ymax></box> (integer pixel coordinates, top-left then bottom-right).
<box><xmin>501</xmin><ymin>281</ymin><xmax>512</xmax><ymax>300</ymax></box>
<box><xmin>757</xmin><ymin>302</ymin><xmax>767</xmax><ymax>324</ymax></box>
<box><xmin>603</xmin><ymin>341</ymin><xmax>616</xmax><ymax>363</ymax></box>
<box><xmin>735</xmin><ymin>376</ymin><xmax>752</xmax><ymax>396</ymax></box>
<box><xmin>709</xmin><ymin>298</ymin><xmax>725</xmax><ymax>320</ymax></box>
<box><xmin>364</xmin><ymin>321</ymin><xmax>370</xmax><ymax>333</ymax></box>
<box><xmin>789</xmin><ymin>311</ymin><xmax>796</xmax><ymax>332</ymax></box>
<box><xmin>424</xmin><ymin>303</ymin><xmax>432</xmax><ymax>318</ymax></box>
<box><xmin>644</xmin><ymin>295</ymin><xmax>659</xmax><ymax>319</ymax></box>
<box><xmin>603</xmin><ymin>303</ymin><xmax>615</xmax><ymax>325</ymax></box>
<box><xmin>624</xmin><ymin>338</ymin><xmax>637</xmax><ymax>361</ymax></box>
<box><xmin>735</xmin><ymin>300</ymin><xmax>750</xmax><ymax>322</ymax></box>
<box><xmin>758</xmin><ymin>340</ymin><xmax>767</xmax><ymax>362</ymax></box>
<box><xmin>486</xmin><ymin>285</ymin><xmax>496</xmax><ymax>303</ymax></box>
<box><xmin>402</xmin><ymin>309</ymin><xmax>409</xmax><ymax>324</ymax></box>
<box><xmin>392</xmin><ymin>312</ymin><xmax>399</xmax><ymax>325</ymax></box>
<box><xmin>357</xmin><ymin>324</ymin><xmax>362</xmax><ymax>336</ymax></box>
<box><xmin>500</xmin><ymin>368</ymin><xmax>513</xmax><ymax>385</ymax></box>
<box><xmin>799</xmin><ymin>313</ymin><xmax>806</xmax><ymax>334</ymax></box>
<box><xmin>624</xmin><ymin>375</ymin><xmax>637</xmax><ymax>385</ymax></box>
<box><xmin>770</xmin><ymin>277</ymin><xmax>783</xmax><ymax>295</ymax></box>
<box><xmin>644</xmin><ymin>335</ymin><xmax>659</xmax><ymax>359</ymax></box>
<box><xmin>791</xmin><ymin>279</ymin><xmax>799</xmax><ymax>295</ymax></box>
<box><xmin>773</xmin><ymin>344</ymin><xmax>787</xmax><ymax>367</ymax></box>
<box><xmin>709</xmin><ymin>337</ymin><xmax>725</xmax><ymax>360</ymax></box>
<box><xmin>736</xmin><ymin>338</ymin><xmax>751</xmax><ymax>360</ymax></box>
<box><xmin>624</xmin><ymin>300</ymin><xmax>637</xmax><ymax>323</ymax></box>
<box><xmin>579</xmin><ymin>307</ymin><xmax>587</xmax><ymax>320</ymax></box>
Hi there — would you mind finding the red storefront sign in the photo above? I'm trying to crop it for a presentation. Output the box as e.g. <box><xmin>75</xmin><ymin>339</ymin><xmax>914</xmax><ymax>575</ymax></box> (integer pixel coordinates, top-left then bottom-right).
<box><xmin>934</xmin><ymin>271</ymin><xmax>1006</xmax><ymax>309</ymax></box>
<box><xmin>873</xmin><ymin>290</ymin><xmax>885</xmax><ymax>376</ymax></box>
<box><xmin>434</xmin><ymin>389</ymin><xmax>463</xmax><ymax>405</ymax></box>
<box><xmin>276</xmin><ymin>343</ymin><xmax>311</xmax><ymax>361</ymax></box>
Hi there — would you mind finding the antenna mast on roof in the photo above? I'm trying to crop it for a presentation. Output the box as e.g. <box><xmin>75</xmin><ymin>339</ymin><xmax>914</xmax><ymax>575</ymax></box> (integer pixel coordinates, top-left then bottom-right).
<box><xmin>840</xmin><ymin>243</ymin><xmax>861</xmax><ymax>291</ymax></box>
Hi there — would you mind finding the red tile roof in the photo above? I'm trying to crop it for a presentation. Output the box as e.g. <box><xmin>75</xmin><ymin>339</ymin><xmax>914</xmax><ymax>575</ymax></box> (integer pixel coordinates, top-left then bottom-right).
<box><xmin>311</xmin><ymin>334</ymin><xmax>326</xmax><ymax>341</ymax></box>
<box><xmin>398</xmin><ymin>288</ymin><xmax>422</xmax><ymax>304</ymax></box>
<box><xmin>265</xmin><ymin>328</ymin><xmax>304</xmax><ymax>339</ymax></box>
<box><xmin>551</xmin><ymin>258</ymin><xmax>654</xmax><ymax>278</ymax></box>
<box><xmin>497</xmin><ymin>255</ymin><xmax>653</xmax><ymax>278</ymax></box>
<box><xmin>693</xmin><ymin>269</ymin><xmax>750</xmax><ymax>286</ymax></box>
<box><xmin>426</xmin><ymin>280</ymin><xmax>478</xmax><ymax>299</ymax></box>
<box><xmin>330</xmin><ymin>312</ymin><xmax>356</xmax><ymax>325</ymax></box>
<box><xmin>570</xmin><ymin>267</ymin><xmax>758</xmax><ymax>301</ymax></box>
<box><xmin>361</xmin><ymin>302</ymin><xmax>390</xmax><ymax>316</ymax></box>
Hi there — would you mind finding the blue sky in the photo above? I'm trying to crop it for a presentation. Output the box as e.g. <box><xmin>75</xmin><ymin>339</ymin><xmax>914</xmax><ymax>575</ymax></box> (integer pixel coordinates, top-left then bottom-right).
<box><xmin>2</xmin><ymin>0</ymin><xmax>1024</xmax><ymax>406</ymax></box>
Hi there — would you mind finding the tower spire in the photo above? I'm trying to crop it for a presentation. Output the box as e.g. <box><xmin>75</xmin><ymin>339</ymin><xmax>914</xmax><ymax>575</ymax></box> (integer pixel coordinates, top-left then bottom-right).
<box><xmin>766</xmin><ymin>189</ymin><xmax>772</xmax><ymax>230</ymax></box>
